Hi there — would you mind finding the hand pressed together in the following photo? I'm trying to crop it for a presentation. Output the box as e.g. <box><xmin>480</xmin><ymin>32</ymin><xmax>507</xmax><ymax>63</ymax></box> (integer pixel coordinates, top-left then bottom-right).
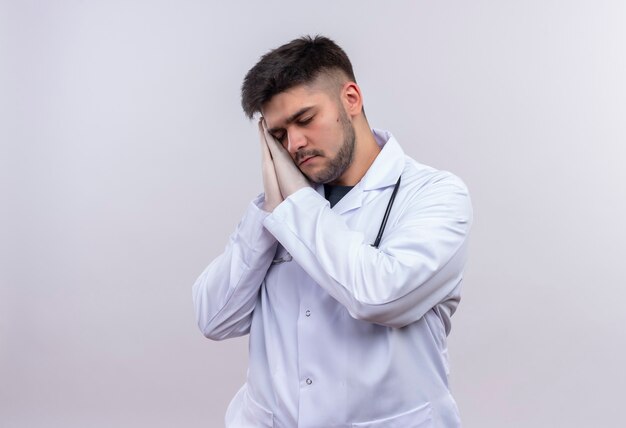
<box><xmin>258</xmin><ymin>119</ymin><xmax>283</xmax><ymax>212</ymax></box>
<box><xmin>259</xmin><ymin>118</ymin><xmax>310</xmax><ymax>211</ymax></box>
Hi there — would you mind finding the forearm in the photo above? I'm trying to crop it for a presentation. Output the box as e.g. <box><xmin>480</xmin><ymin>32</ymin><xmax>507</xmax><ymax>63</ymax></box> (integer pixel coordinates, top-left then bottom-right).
<box><xmin>192</xmin><ymin>195</ymin><xmax>278</xmax><ymax>340</ymax></box>
<box><xmin>263</xmin><ymin>180</ymin><xmax>472</xmax><ymax>328</ymax></box>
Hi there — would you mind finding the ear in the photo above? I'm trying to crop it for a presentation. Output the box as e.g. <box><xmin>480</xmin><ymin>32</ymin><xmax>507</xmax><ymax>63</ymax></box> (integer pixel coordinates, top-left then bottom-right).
<box><xmin>341</xmin><ymin>82</ymin><xmax>363</xmax><ymax>118</ymax></box>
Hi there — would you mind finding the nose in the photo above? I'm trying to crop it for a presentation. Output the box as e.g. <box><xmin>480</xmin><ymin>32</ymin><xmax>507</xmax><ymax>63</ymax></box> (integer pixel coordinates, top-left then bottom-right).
<box><xmin>286</xmin><ymin>128</ymin><xmax>307</xmax><ymax>155</ymax></box>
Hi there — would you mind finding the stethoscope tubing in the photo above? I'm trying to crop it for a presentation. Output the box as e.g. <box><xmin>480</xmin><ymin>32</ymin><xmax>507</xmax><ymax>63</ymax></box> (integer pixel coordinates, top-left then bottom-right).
<box><xmin>371</xmin><ymin>175</ymin><xmax>402</xmax><ymax>249</ymax></box>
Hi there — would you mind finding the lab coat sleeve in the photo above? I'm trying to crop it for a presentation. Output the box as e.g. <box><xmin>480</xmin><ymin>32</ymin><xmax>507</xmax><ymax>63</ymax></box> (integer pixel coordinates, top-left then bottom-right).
<box><xmin>192</xmin><ymin>194</ymin><xmax>278</xmax><ymax>340</ymax></box>
<box><xmin>262</xmin><ymin>173</ymin><xmax>472</xmax><ymax>328</ymax></box>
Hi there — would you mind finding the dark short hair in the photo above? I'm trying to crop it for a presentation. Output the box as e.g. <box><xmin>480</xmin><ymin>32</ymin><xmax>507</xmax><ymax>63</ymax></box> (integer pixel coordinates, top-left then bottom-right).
<box><xmin>241</xmin><ymin>35</ymin><xmax>357</xmax><ymax>119</ymax></box>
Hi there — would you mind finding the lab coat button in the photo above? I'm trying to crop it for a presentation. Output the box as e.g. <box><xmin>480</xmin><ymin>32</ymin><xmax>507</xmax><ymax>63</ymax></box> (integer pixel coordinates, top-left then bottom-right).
<box><xmin>306</xmin><ymin>378</ymin><xmax>312</xmax><ymax>385</ymax></box>
<box><xmin>305</xmin><ymin>310</ymin><xmax>311</xmax><ymax>317</ymax></box>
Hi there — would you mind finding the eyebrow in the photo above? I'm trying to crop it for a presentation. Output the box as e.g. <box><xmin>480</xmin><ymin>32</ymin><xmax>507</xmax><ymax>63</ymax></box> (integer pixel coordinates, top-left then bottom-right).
<box><xmin>267</xmin><ymin>106</ymin><xmax>314</xmax><ymax>134</ymax></box>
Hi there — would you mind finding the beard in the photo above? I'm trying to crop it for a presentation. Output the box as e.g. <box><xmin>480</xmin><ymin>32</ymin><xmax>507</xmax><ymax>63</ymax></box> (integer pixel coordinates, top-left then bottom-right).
<box><xmin>298</xmin><ymin>108</ymin><xmax>356</xmax><ymax>184</ymax></box>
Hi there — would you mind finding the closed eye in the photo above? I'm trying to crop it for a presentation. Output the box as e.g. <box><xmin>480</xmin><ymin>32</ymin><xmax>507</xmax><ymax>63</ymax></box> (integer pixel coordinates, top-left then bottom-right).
<box><xmin>297</xmin><ymin>116</ymin><xmax>313</xmax><ymax>126</ymax></box>
<box><xmin>270</xmin><ymin>115</ymin><xmax>314</xmax><ymax>143</ymax></box>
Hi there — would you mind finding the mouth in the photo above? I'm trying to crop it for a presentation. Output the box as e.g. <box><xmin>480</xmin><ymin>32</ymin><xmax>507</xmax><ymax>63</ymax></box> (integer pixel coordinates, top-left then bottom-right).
<box><xmin>299</xmin><ymin>155</ymin><xmax>317</xmax><ymax>166</ymax></box>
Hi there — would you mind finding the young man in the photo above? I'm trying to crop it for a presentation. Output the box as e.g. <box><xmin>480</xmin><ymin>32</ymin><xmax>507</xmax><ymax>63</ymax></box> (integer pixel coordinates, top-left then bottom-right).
<box><xmin>193</xmin><ymin>35</ymin><xmax>472</xmax><ymax>427</ymax></box>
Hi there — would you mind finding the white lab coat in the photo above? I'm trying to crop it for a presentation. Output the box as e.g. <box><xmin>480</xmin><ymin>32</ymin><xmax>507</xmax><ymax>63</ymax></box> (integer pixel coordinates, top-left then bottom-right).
<box><xmin>193</xmin><ymin>129</ymin><xmax>473</xmax><ymax>427</ymax></box>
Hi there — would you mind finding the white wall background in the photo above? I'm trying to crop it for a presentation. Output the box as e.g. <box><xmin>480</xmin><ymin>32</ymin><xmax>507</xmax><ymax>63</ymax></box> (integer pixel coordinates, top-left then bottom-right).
<box><xmin>2</xmin><ymin>1</ymin><xmax>625</xmax><ymax>427</ymax></box>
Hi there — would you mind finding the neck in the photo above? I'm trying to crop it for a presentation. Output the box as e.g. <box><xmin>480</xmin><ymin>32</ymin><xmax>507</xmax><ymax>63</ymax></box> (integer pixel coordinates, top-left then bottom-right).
<box><xmin>333</xmin><ymin>117</ymin><xmax>381</xmax><ymax>186</ymax></box>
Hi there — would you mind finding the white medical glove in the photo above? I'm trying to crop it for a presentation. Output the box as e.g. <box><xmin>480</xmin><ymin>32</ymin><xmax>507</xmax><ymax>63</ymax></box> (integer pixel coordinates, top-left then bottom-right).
<box><xmin>258</xmin><ymin>119</ymin><xmax>283</xmax><ymax>212</ymax></box>
<box><xmin>261</xmin><ymin>120</ymin><xmax>310</xmax><ymax>198</ymax></box>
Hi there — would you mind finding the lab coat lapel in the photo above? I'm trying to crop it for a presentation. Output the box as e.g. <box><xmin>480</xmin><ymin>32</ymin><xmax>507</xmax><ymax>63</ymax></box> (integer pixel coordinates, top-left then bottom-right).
<box><xmin>312</xmin><ymin>182</ymin><xmax>365</xmax><ymax>215</ymax></box>
<box><xmin>335</xmin><ymin>130</ymin><xmax>406</xmax><ymax>215</ymax></box>
<box><xmin>360</xmin><ymin>129</ymin><xmax>406</xmax><ymax>192</ymax></box>
<box><xmin>332</xmin><ymin>185</ymin><xmax>367</xmax><ymax>215</ymax></box>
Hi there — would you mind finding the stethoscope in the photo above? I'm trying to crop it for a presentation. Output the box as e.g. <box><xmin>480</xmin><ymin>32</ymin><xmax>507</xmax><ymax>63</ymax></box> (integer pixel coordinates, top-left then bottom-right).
<box><xmin>371</xmin><ymin>175</ymin><xmax>402</xmax><ymax>248</ymax></box>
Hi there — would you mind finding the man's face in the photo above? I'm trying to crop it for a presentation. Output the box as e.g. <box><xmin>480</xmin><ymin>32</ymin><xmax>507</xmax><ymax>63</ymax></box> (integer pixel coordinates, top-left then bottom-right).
<box><xmin>262</xmin><ymin>84</ymin><xmax>355</xmax><ymax>185</ymax></box>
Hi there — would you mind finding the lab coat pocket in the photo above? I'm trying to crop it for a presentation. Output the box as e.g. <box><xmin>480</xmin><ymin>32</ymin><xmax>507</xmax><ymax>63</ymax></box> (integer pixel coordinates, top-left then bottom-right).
<box><xmin>225</xmin><ymin>385</ymin><xmax>274</xmax><ymax>427</ymax></box>
<box><xmin>351</xmin><ymin>402</ymin><xmax>432</xmax><ymax>428</ymax></box>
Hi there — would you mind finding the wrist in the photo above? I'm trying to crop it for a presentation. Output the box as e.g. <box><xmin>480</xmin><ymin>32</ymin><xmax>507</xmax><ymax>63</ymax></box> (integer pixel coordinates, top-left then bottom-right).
<box><xmin>262</xmin><ymin>197</ymin><xmax>281</xmax><ymax>213</ymax></box>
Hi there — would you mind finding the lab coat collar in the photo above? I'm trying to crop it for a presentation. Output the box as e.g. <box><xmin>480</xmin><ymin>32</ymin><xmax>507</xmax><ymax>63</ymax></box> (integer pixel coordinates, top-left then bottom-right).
<box><xmin>314</xmin><ymin>128</ymin><xmax>405</xmax><ymax>214</ymax></box>
<box><xmin>361</xmin><ymin>128</ymin><xmax>405</xmax><ymax>191</ymax></box>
